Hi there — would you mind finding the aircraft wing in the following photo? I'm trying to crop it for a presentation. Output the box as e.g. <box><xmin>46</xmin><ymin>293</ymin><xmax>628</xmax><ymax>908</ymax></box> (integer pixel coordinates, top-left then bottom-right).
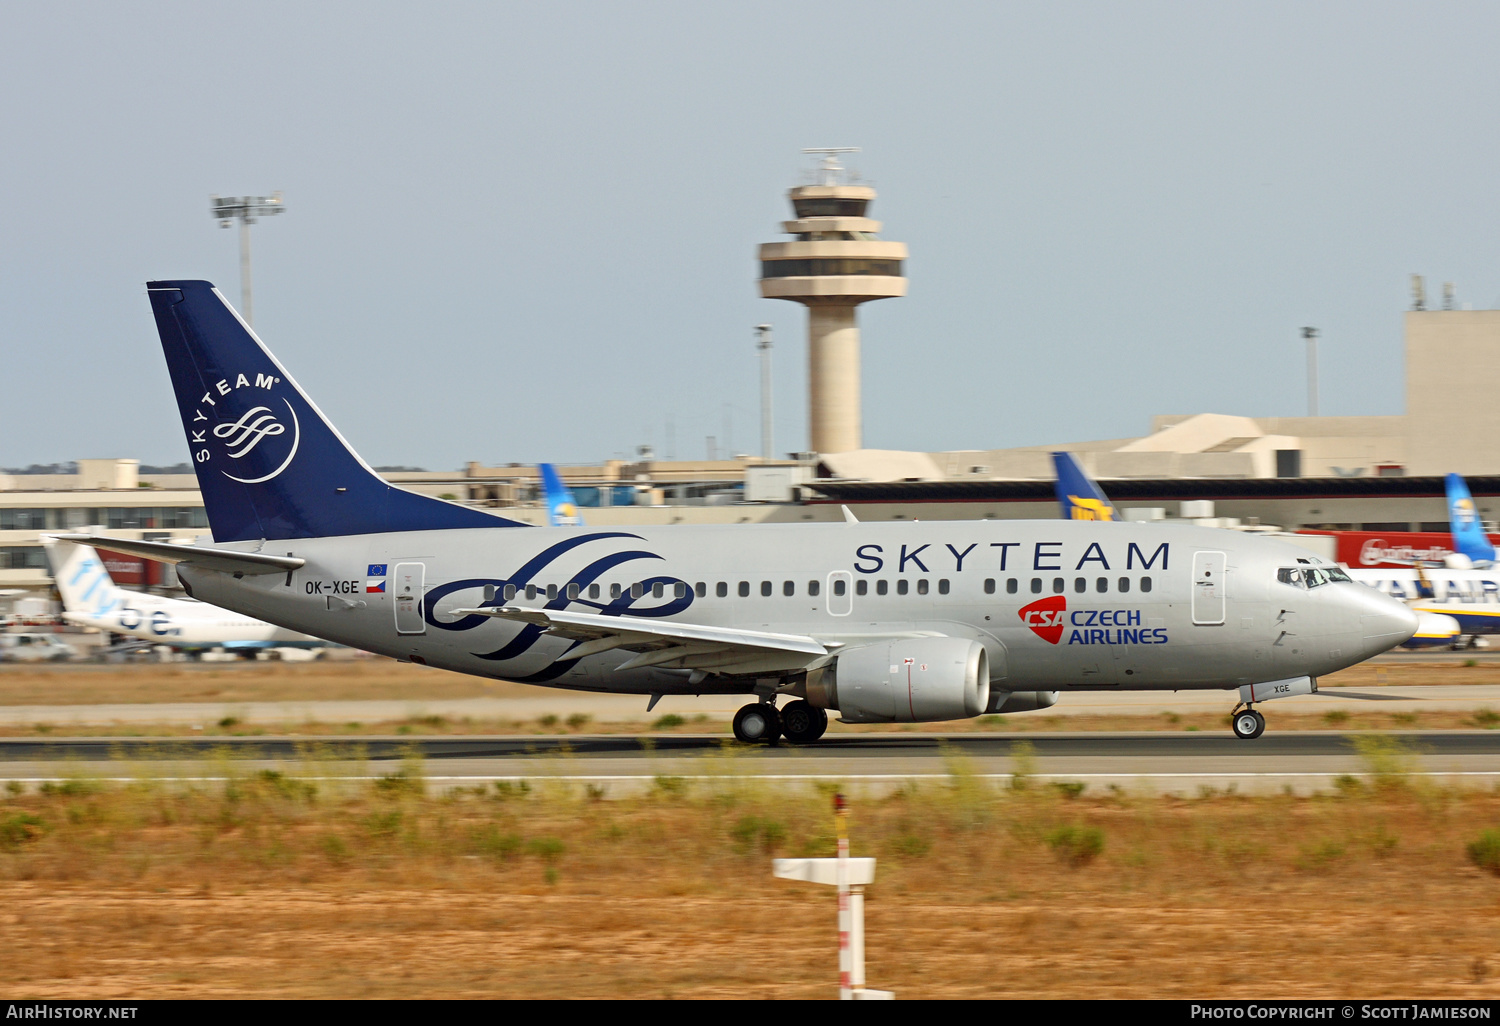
<box><xmin>50</xmin><ymin>534</ymin><xmax>305</xmax><ymax>577</ymax></box>
<box><xmin>449</xmin><ymin>605</ymin><xmax>831</xmax><ymax>673</ymax></box>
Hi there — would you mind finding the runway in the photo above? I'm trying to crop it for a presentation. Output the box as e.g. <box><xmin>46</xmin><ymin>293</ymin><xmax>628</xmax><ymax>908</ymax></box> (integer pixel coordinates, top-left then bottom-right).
<box><xmin>4</xmin><ymin>730</ymin><xmax>1498</xmax><ymax>796</ymax></box>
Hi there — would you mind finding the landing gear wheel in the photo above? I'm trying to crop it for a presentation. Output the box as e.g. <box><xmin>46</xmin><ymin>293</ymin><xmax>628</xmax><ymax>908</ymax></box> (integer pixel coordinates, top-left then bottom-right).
<box><xmin>733</xmin><ymin>703</ymin><xmax>782</xmax><ymax>744</ymax></box>
<box><xmin>779</xmin><ymin>700</ymin><xmax>828</xmax><ymax>744</ymax></box>
<box><xmin>1232</xmin><ymin>708</ymin><xmax>1266</xmax><ymax>740</ymax></box>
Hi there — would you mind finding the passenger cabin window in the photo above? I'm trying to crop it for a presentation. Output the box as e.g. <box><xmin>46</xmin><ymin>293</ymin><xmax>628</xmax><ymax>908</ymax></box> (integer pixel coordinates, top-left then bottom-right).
<box><xmin>854</xmin><ymin>580</ymin><xmax>866</xmax><ymax>596</ymax></box>
<box><xmin>717</xmin><ymin>582</ymin><xmax>728</xmax><ymax>598</ymax></box>
<box><xmin>567</xmin><ymin>583</ymin><xmax>579</xmax><ymax>600</ymax></box>
<box><xmin>674</xmin><ymin>583</ymin><xmax>686</xmax><ymax>598</ymax></box>
<box><xmin>526</xmin><ymin>584</ymin><xmax>538</xmax><ymax>600</ymax></box>
<box><xmin>695</xmin><ymin>582</ymin><xmax>706</xmax><ymax>598</ymax></box>
<box><xmin>631</xmin><ymin>583</ymin><xmax>643</xmax><ymax>599</ymax></box>
<box><xmin>917</xmin><ymin>579</ymin><xmax>929</xmax><ymax>595</ymax></box>
<box><xmin>1031</xmin><ymin>578</ymin><xmax>1042</xmax><ymax>594</ymax></box>
<box><xmin>809</xmin><ymin>580</ymin><xmax>821</xmax><ymax>596</ymax></box>
<box><xmin>610</xmin><ymin>583</ymin><xmax>621</xmax><ymax>599</ymax></box>
<box><xmin>783</xmin><ymin>581</ymin><xmax>795</xmax><ymax>597</ymax></box>
<box><xmin>897</xmin><ymin>580</ymin><xmax>909</xmax><ymax>596</ymax></box>
<box><xmin>1007</xmin><ymin>578</ymin><xmax>1018</xmax><ymax>594</ymax></box>
<box><xmin>1118</xmin><ymin>578</ymin><xmax>1129</xmax><ymax>594</ymax></box>
<box><xmin>739</xmin><ymin>581</ymin><xmax>750</xmax><ymax>597</ymax></box>
<box><xmin>938</xmin><ymin>579</ymin><xmax>950</xmax><ymax>595</ymax></box>
<box><xmin>1141</xmin><ymin>577</ymin><xmax>1153</xmax><ymax>593</ymax></box>
<box><xmin>547</xmin><ymin>584</ymin><xmax>558</xmax><ymax>601</ymax></box>
<box><xmin>589</xmin><ymin>584</ymin><xmax>600</xmax><ymax>599</ymax></box>
<box><xmin>1052</xmin><ymin>578</ymin><xmax>1065</xmax><ymax>594</ymax></box>
<box><xmin>984</xmin><ymin>578</ymin><xmax>995</xmax><ymax>595</ymax></box>
<box><xmin>761</xmin><ymin>581</ymin><xmax>772</xmax><ymax>597</ymax></box>
<box><xmin>877</xmin><ymin>580</ymin><xmax>889</xmax><ymax>595</ymax></box>
<box><xmin>653</xmin><ymin>583</ymin><xmax>664</xmax><ymax>599</ymax></box>
<box><xmin>833</xmin><ymin>579</ymin><xmax>847</xmax><ymax>596</ymax></box>
<box><xmin>1074</xmin><ymin>578</ymin><xmax>1086</xmax><ymax>594</ymax></box>
<box><xmin>1096</xmin><ymin>578</ymin><xmax>1108</xmax><ymax>593</ymax></box>
<box><xmin>504</xmin><ymin>584</ymin><xmax>517</xmax><ymax>601</ymax></box>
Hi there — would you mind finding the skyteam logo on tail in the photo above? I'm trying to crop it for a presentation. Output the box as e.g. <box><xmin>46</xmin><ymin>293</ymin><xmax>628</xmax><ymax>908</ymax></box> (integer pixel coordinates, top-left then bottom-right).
<box><xmin>187</xmin><ymin>372</ymin><xmax>301</xmax><ymax>484</ymax></box>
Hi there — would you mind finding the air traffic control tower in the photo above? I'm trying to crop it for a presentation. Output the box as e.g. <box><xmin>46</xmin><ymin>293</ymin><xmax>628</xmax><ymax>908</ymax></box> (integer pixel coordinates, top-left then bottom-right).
<box><xmin>758</xmin><ymin>149</ymin><xmax>907</xmax><ymax>455</ymax></box>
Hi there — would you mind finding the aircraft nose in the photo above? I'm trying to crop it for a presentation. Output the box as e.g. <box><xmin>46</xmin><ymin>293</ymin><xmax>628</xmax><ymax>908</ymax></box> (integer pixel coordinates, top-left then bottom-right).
<box><xmin>1354</xmin><ymin>589</ymin><xmax>1419</xmax><ymax>651</ymax></box>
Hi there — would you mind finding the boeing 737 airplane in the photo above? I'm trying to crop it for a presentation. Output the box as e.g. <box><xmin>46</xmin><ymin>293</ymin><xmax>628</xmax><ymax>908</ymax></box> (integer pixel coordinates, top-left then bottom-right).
<box><xmin>55</xmin><ymin>281</ymin><xmax>1419</xmax><ymax>742</ymax></box>
<box><xmin>42</xmin><ymin>536</ymin><xmax>328</xmax><ymax>654</ymax></box>
<box><xmin>540</xmin><ymin>463</ymin><xmax>584</xmax><ymax>527</ymax></box>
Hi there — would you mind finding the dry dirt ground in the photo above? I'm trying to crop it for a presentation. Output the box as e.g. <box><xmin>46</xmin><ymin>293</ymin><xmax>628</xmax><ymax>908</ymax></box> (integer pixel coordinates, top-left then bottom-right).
<box><xmin>0</xmin><ymin>764</ymin><xmax>1499</xmax><ymax>999</ymax></box>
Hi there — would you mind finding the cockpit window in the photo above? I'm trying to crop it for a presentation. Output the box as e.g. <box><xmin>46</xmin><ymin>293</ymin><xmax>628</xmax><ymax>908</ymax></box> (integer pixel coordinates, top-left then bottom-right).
<box><xmin>1279</xmin><ymin>565</ymin><xmax>1353</xmax><ymax>589</ymax></box>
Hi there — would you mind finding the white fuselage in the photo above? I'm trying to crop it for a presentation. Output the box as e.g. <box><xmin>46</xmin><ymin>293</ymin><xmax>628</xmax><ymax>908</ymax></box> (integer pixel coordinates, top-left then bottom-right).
<box><xmin>178</xmin><ymin>519</ymin><xmax>1414</xmax><ymax>703</ymax></box>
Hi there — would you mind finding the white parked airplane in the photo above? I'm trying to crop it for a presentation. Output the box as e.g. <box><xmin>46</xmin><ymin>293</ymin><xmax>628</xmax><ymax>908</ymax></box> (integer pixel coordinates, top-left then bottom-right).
<box><xmin>55</xmin><ymin>280</ymin><xmax>1418</xmax><ymax>741</ymax></box>
<box><xmin>42</xmin><ymin>535</ymin><xmax>328</xmax><ymax>654</ymax></box>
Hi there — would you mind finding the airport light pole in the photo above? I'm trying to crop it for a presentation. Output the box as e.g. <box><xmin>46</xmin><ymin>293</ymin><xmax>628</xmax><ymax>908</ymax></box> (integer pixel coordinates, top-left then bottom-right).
<box><xmin>1301</xmin><ymin>327</ymin><xmax>1319</xmax><ymax>417</ymax></box>
<box><xmin>210</xmin><ymin>192</ymin><xmax>286</xmax><ymax>327</ymax></box>
<box><xmin>756</xmin><ymin>324</ymin><xmax>774</xmax><ymax>460</ymax></box>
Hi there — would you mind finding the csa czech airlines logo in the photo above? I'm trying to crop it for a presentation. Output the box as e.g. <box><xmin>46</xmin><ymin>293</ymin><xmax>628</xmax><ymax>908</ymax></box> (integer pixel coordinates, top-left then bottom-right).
<box><xmin>186</xmin><ymin>371</ymin><xmax>301</xmax><ymax>484</ymax></box>
<box><xmin>1019</xmin><ymin>595</ymin><xmax>1067</xmax><ymax>645</ymax></box>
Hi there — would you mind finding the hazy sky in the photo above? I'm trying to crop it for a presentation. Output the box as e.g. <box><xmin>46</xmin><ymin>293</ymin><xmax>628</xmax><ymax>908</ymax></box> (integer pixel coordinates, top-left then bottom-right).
<box><xmin>3</xmin><ymin>1</ymin><xmax>1498</xmax><ymax>471</ymax></box>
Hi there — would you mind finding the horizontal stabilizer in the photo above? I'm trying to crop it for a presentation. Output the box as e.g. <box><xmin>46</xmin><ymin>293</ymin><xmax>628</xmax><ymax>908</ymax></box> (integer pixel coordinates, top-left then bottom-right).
<box><xmin>50</xmin><ymin>534</ymin><xmax>304</xmax><ymax>576</ymax></box>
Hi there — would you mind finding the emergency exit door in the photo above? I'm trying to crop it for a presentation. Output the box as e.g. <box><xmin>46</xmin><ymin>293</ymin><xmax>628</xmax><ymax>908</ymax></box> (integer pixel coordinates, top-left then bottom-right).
<box><xmin>1191</xmin><ymin>550</ymin><xmax>1226</xmax><ymax>625</ymax></box>
<box><xmin>394</xmin><ymin>562</ymin><xmax>426</xmax><ymax>635</ymax></box>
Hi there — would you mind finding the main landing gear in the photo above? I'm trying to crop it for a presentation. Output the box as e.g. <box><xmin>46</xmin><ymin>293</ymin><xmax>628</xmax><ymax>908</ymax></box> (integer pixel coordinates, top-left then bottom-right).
<box><xmin>1230</xmin><ymin>704</ymin><xmax>1266</xmax><ymax>740</ymax></box>
<box><xmin>733</xmin><ymin>699</ymin><xmax>828</xmax><ymax>745</ymax></box>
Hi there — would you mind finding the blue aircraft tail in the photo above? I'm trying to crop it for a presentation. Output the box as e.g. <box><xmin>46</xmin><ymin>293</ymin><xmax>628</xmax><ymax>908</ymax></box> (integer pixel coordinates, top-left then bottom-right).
<box><xmin>147</xmin><ymin>280</ymin><xmax>527</xmax><ymax>542</ymax></box>
<box><xmin>540</xmin><ymin>463</ymin><xmax>584</xmax><ymax>526</ymax></box>
<box><xmin>1445</xmin><ymin>473</ymin><xmax>1495</xmax><ymax>566</ymax></box>
<box><xmin>1052</xmin><ymin>452</ymin><xmax>1117</xmax><ymax>521</ymax></box>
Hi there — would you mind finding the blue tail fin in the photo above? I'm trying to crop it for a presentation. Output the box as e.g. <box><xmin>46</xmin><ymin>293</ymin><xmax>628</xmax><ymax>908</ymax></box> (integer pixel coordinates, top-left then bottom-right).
<box><xmin>539</xmin><ymin>463</ymin><xmax>584</xmax><ymax>526</ymax></box>
<box><xmin>1052</xmin><ymin>452</ymin><xmax>1117</xmax><ymax>521</ymax></box>
<box><xmin>147</xmin><ymin>280</ymin><xmax>527</xmax><ymax>542</ymax></box>
<box><xmin>1445</xmin><ymin>473</ymin><xmax>1495</xmax><ymax>566</ymax></box>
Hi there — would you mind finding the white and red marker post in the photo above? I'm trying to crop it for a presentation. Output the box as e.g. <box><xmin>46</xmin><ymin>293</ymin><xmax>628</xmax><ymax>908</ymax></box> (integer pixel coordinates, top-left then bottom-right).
<box><xmin>773</xmin><ymin>791</ymin><xmax>893</xmax><ymax>999</ymax></box>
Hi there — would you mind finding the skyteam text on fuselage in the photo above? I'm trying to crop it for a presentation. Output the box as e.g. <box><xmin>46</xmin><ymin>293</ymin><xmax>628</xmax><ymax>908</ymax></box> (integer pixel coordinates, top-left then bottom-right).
<box><xmin>66</xmin><ymin>280</ymin><xmax>1418</xmax><ymax>743</ymax></box>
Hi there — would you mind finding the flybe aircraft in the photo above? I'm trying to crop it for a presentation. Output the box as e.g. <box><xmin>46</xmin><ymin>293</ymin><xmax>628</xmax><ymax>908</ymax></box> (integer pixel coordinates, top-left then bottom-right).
<box><xmin>540</xmin><ymin>463</ymin><xmax>584</xmax><ymax>527</ymax></box>
<box><xmin>42</xmin><ymin>536</ymin><xmax>328</xmax><ymax>653</ymax></box>
<box><xmin>57</xmin><ymin>280</ymin><xmax>1419</xmax><ymax>743</ymax></box>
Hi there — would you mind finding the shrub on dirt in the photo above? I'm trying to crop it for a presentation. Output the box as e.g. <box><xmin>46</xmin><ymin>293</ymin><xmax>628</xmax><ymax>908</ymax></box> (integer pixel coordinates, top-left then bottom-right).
<box><xmin>1047</xmin><ymin>824</ymin><xmax>1104</xmax><ymax>867</ymax></box>
<box><xmin>1467</xmin><ymin>829</ymin><xmax>1500</xmax><ymax>876</ymax></box>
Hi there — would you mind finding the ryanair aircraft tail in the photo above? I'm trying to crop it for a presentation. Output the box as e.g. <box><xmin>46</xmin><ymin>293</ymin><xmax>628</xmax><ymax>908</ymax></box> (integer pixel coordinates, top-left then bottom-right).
<box><xmin>147</xmin><ymin>281</ymin><xmax>527</xmax><ymax>542</ymax></box>
<box><xmin>1445</xmin><ymin>473</ymin><xmax>1495</xmax><ymax>567</ymax></box>
<box><xmin>540</xmin><ymin>463</ymin><xmax>584</xmax><ymax>526</ymax></box>
<box><xmin>1052</xmin><ymin>452</ymin><xmax>1117</xmax><ymax>521</ymax></box>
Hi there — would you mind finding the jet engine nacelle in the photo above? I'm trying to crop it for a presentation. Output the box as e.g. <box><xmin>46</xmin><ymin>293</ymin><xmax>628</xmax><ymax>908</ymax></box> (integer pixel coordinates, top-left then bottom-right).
<box><xmin>825</xmin><ymin>637</ymin><xmax>989</xmax><ymax>723</ymax></box>
<box><xmin>986</xmin><ymin>690</ymin><xmax>1060</xmax><ymax>714</ymax></box>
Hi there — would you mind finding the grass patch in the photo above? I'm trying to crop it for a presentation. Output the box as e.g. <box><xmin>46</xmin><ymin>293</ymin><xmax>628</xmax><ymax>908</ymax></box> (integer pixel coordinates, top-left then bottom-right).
<box><xmin>1470</xmin><ymin>707</ymin><xmax>1500</xmax><ymax>728</ymax></box>
<box><xmin>651</xmin><ymin>714</ymin><xmax>686</xmax><ymax>729</ymax></box>
<box><xmin>1046</xmin><ymin>824</ymin><xmax>1105</xmax><ymax>867</ymax></box>
<box><xmin>1467</xmin><ymin>829</ymin><xmax>1500</xmax><ymax>876</ymax></box>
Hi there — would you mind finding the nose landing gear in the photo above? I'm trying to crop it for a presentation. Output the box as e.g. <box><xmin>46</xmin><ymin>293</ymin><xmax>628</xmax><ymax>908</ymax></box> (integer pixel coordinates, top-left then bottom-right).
<box><xmin>1230</xmin><ymin>704</ymin><xmax>1266</xmax><ymax>740</ymax></box>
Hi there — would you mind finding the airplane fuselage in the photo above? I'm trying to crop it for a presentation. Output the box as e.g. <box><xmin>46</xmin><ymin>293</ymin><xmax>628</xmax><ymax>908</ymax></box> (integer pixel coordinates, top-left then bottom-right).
<box><xmin>180</xmin><ymin>519</ymin><xmax>1412</xmax><ymax>704</ymax></box>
